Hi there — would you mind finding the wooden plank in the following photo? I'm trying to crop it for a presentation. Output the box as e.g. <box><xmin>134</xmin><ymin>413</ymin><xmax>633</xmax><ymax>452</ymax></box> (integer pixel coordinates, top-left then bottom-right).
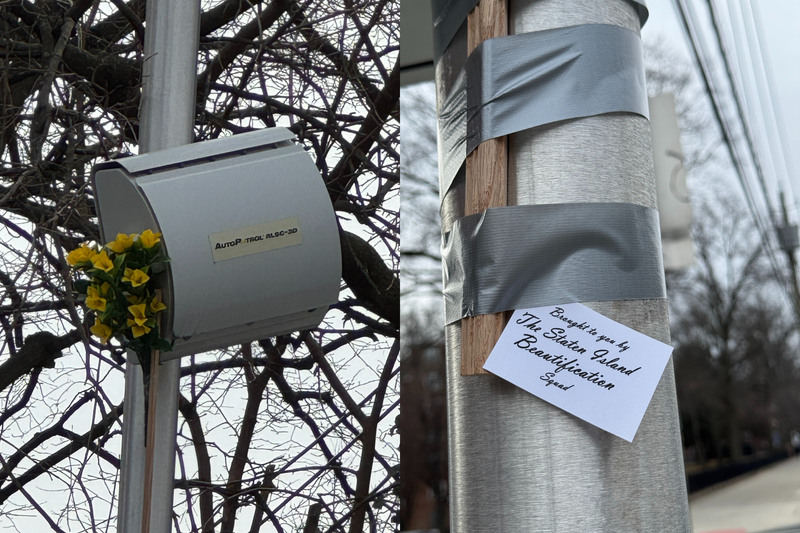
<box><xmin>141</xmin><ymin>299</ymin><xmax>163</xmax><ymax>533</ymax></box>
<box><xmin>141</xmin><ymin>346</ymin><xmax>160</xmax><ymax>533</ymax></box>
<box><xmin>461</xmin><ymin>0</ymin><xmax>508</xmax><ymax>376</ymax></box>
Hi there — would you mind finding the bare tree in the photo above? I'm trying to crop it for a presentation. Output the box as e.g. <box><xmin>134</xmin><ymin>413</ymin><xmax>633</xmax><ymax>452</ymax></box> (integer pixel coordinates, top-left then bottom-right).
<box><xmin>648</xmin><ymin>42</ymin><xmax>800</xmax><ymax>465</ymax></box>
<box><xmin>0</xmin><ymin>1</ymin><xmax>398</xmax><ymax>531</ymax></box>
<box><xmin>669</xmin><ymin>193</ymin><xmax>767</xmax><ymax>461</ymax></box>
<box><xmin>669</xmin><ymin>193</ymin><xmax>800</xmax><ymax>463</ymax></box>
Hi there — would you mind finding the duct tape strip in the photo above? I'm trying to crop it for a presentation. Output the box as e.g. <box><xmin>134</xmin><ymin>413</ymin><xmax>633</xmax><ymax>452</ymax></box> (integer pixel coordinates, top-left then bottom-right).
<box><xmin>438</xmin><ymin>23</ymin><xmax>649</xmax><ymax>200</ymax></box>
<box><xmin>466</xmin><ymin>24</ymin><xmax>648</xmax><ymax>154</ymax></box>
<box><xmin>438</xmin><ymin>67</ymin><xmax>466</xmax><ymax>199</ymax></box>
<box><xmin>442</xmin><ymin>203</ymin><xmax>666</xmax><ymax>325</ymax></box>
<box><xmin>432</xmin><ymin>0</ymin><xmax>648</xmax><ymax>62</ymax></box>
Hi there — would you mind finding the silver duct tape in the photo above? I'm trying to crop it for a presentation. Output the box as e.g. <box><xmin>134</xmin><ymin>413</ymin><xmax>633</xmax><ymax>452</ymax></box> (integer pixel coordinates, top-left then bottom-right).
<box><xmin>465</xmin><ymin>24</ymin><xmax>649</xmax><ymax>155</ymax></box>
<box><xmin>437</xmin><ymin>68</ymin><xmax>466</xmax><ymax>202</ymax></box>
<box><xmin>431</xmin><ymin>0</ymin><xmax>648</xmax><ymax>62</ymax></box>
<box><xmin>437</xmin><ymin>23</ymin><xmax>648</xmax><ymax>199</ymax></box>
<box><xmin>435</xmin><ymin>18</ymin><xmax>467</xmax><ymax>203</ymax></box>
<box><xmin>441</xmin><ymin>203</ymin><xmax>666</xmax><ymax>325</ymax></box>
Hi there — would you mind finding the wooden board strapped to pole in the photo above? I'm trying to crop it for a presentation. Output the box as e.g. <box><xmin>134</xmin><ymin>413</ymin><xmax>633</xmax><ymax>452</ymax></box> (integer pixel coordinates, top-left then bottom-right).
<box><xmin>141</xmin><ymin>303</ymin><xmax>162</xmax><ymax>533</ymax></box>
<box><xmin>461</xmin><ymin>0</ymin><xmax>508</xmax><ymax>376</ymax></box>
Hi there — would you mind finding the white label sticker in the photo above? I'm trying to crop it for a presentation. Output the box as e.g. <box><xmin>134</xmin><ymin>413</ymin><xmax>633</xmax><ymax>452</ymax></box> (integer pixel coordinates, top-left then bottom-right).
<box><xmin>209</xmin><ymin>218</ymin><xmax>302</xmax><ymax>262</ymax></box>
<box><xmin>483</xmin><ymin>303</ymin><xmax>673</xmax><ymax>442</ymax></box>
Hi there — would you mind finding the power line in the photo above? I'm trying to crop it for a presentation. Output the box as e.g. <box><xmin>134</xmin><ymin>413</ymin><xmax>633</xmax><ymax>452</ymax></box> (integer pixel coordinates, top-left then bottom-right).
<box><xmin>704</xmin><ymin>0</ymin><xmax>776</xmax><ymax>226</ymax></box>
<box><xmin>671</xmin><ymin>0</ymin><xmax>795</xmax><ymax>311</ymax></box>
<box><xmin>727</xmin><ymin>0</ymin><xmax>783</xmax><ymax>202</ymax></box>
<box><xmin>672</xmin><ymin>0</ymin><xmax>757</xmax><ymax>218</ymax></box>
<box><xmin>672</xmin><ymin>0</ymin><xmax>768</xmax><ymax>232</ymax></box>
<box><xmin>748</xmin><ymin>0</ymin><xmax>799</xmax><ymax>207</ymax></box>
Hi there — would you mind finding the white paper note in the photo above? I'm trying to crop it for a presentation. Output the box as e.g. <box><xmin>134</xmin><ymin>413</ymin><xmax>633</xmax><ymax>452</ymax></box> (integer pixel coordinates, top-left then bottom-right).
<box><xmin>483</xmin><ymin>303</ymin><xmax>673</xmax><ymax>442</ymax></box>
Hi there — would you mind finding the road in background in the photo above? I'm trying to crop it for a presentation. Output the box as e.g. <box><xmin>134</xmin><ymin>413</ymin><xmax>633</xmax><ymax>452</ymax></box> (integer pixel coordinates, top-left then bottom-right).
<box><xmin>691</xmin><ymin>458</ymin><xmax>800</xmax><ymax>533</ymax></box>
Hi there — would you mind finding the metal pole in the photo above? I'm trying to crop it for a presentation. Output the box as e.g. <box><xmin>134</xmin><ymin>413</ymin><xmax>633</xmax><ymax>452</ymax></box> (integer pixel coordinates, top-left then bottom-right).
<box><xmin>779</xmin><ymin>193</ymin><xmax>800</xmax><ymax>324</ymax></box>
<box><xmin>117</xmin><ymin>1</ymin><xmax>200</xmax><ymax>532</ymax></box>
<box><xmin>437</xmin><ymin>0</ymin><xmax>691</xmax><ymax>530</ymax></box>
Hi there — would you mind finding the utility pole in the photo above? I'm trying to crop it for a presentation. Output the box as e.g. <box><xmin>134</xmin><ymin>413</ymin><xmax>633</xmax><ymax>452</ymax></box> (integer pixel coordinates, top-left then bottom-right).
<box><xmin>436</xmin><ymin>0</ymin><xmax>691</xmax><ymax>530</ymax></box>
<box><xmin>117</xmin><ymin>2</ymin><xmax>200</xmax><ymax>532</ymax></box>
<box><xmin>778</xmin><ymin>192</ymin><xmax>800</xmax><ymax>324</ymax></box>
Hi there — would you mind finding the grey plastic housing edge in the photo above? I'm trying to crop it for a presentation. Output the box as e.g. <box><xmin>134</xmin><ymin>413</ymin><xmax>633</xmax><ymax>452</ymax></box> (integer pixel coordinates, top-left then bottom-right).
<box><xmin>91</xmin><ymin>128</ymin><xmax>341</xmax><ymax>361</ymax></box>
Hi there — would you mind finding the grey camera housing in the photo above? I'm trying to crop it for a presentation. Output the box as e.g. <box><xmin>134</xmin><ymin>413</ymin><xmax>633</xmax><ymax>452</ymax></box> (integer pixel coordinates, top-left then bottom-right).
<box><xmin>91</xmin><ymin>128</ymin><xmax>341</xmax><ymax>360</ymax></box>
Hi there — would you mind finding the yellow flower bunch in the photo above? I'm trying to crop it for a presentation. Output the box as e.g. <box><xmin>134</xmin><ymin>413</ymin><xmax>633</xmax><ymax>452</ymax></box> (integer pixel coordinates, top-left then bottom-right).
<box><xmin>68</xmin><ymin>230</ymin><xmax>171</xmax><ymax>356</ymax></box>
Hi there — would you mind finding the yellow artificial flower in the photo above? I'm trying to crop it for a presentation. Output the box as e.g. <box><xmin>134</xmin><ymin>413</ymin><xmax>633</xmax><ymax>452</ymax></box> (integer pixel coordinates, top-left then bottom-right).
<box><xmin>150</xmin><ymin>293</ymin><xmax>167</xmax><ymax>313</ymax></box>
<box><xmin>91</xmin><ymin>250</ymin><xmax>114</xmax><ymax>272</ymax></box>
<box><xmin>127</xmin><ymin>319</ymin><xmax>151</xmax><ymax>338</ymax></box>
<box><xmin>86</xmin><ymin>286</ymin><xmax>107</xmax><ymax>312</ymax></box>
<box><xmin>122</xmin><ymin>268</ymin><xmax>150</xmax><ymax>287</ymax></box>
<box><xmin>107</xmin><ymin>233</ymin><xmax>136</xmax><ymax>253</ymax></box>
<box><xmin>126</xmin><ymin>294</ymin><xmax>143</xmax><ymax>305</ymax></box>
<box><xmin>90</xmin><ymin>318</ymin><xmax>113</xmax><ymax>344</ymax></box>
<box><xmin>139</xmin><ymin>229</ymin><xmax>162</xmax><ymax>249</ymax></box>
<box><xmin>67</xmin><ymin>243</ymin><xmax>97</xmax><ymax>266</ymax></box>
<box><xmin>128</xmin><ymin>303</ymin><xmax>148</xmax><ymax>326</ymax></box>
<box><xmin>100</xmin><ymin>282</ymin><xmax>112</xmax><ymax>296</ymax></box>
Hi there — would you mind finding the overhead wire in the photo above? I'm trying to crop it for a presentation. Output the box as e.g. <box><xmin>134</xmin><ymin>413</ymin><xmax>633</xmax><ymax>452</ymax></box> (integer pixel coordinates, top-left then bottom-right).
<box><xmin>713</xmin><ymin>0</ymin><xmax>800</xmax><ymax>313</ymax></box>
<box><xmin>671</xmin><ymin>0</ymin><xmax>795</xmax><ymax>310</ymax></box>
<box><xmin>672</xmin><ymin>0</ymin><xmax>767</xmax><ymax>231</ymax></box>
<box><xmin>727</xmin><ymin>0</ymin><xmax>783</xmax><ymax>203</ymax></box>
<box><xmin>740</xmin><ymin>0</ymin><xmax>800</xmax><ymax>318</ymax></box>
<box><xmin>704</xmin><ymin>0</ymin><xmax>776</xmax><ymax>227</ymax></box>
<box><xmin>672</xmin><ymin>0</ymin><xmax>758</xmax><ymax>219</ymax></box>
<box><xmin>748</xmin><ymin>0</ymin><xmax>799</xmax><ymax>208</ymax></box>
<box><xmin>702</xmin><ymin>0</ymin><xmax>791</xmax><ymax>297</ymax></box>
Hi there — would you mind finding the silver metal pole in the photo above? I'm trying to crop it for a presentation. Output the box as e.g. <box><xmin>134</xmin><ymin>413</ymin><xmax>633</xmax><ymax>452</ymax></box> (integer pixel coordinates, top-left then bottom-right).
<box><xmin>117</xmin><ymin>1</ymin><xmax>200</xmax><ymax>532</ymax></box>
<box><xmin>118</xmin><ymin>361</ymin><xmax>146</xmax><ymax>532</ymax></box>
<box><xmin>438</xmin><ymin>0</ymin><xmax>691</xmax><ymax>530</ymax></box>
